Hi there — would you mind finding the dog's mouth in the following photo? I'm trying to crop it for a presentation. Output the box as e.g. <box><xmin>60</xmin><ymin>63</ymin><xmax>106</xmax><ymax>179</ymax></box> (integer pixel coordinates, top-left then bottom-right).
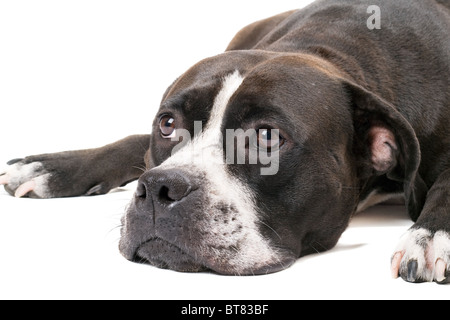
<box><xmin>129</xmin><ymin>237</ymin><xmax>297</xmax><ymax>276</ymax></box>
<box><xmin>131</xmin><ymin>238</ymin><xmax>209</xmax><ymax>273</ymax></box>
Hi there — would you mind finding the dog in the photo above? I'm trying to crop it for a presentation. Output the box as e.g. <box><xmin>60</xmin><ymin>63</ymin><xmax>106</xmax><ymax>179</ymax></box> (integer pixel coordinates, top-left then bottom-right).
<box><xmin>1</xmin><ymin>0</ymin><xmax>449</xmax><ymax>283</ymax></box>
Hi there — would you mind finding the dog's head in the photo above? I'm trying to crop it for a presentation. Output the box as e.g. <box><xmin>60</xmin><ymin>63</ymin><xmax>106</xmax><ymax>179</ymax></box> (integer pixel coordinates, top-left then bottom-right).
<box><xmin>119</xmin><ymin>51</ymin><xmax>425</xmax><ymax>275</ymax></box>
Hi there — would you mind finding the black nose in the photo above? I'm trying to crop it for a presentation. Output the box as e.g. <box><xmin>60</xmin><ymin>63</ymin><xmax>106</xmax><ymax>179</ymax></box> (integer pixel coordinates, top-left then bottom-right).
<box><xmin>136</xmin><ymin>169</ymin><xmax>196</xmax><ymax>206</ymax></box>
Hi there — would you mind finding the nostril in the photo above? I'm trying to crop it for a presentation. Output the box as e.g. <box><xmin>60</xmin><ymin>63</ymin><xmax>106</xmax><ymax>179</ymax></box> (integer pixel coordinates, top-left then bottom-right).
<box><xmin>136</xmin><ymin>181</ymin><xmax>147</xmax><ymax>199</ymax></box>
<box><xmin>137</xmin><ymin>169</ymin><xmax>196</xmax><ymax>206</ymax></box>
<box><xmin>158</xmin><ymin>185</ymin><xmax>175</xmax><ymax>203</ymax></box>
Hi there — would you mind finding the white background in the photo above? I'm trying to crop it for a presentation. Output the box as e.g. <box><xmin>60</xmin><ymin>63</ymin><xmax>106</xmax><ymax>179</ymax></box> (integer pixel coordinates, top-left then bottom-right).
<box><xmin>0</xmin><ymin>0</ymin><xmax>448</xmax><ymax>299</ymax></box>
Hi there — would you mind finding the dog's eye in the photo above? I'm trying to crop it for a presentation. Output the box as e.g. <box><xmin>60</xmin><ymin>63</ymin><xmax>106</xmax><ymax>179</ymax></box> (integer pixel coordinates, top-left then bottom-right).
<box><xmin>159</xmin><ymin>115</ymin><xmax>176</xmax><ymax>138</ymax></box>
<box><xmin>257</xmin><ymin>129</ymin><xmax>285</xmax><ymax>151</ymax></box>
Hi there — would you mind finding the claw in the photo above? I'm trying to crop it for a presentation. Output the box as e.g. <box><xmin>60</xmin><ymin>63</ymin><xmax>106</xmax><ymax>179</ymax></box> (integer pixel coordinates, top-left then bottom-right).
<box><xmin>0</xmin><ymin>174</ymin><xmax>9</xmax><ymax>185</ymax></box>
<box><xmin>14</xmin><ymin>180</ymin><xmax>36</xmax><ymax>198</ymax></box>
<box><xmin>435</xmin><ymin>259</ymin><xmax>447</xmax><ymax>283</ymax></box>
<box><xmin>406</xmin><ymin>260</ymin><xmax>418</xmax><ymax>282</ymax></box>
<box><xmin>391</xmin><ymin>251</ymin><xmax>403</xmax><ymax>279</ymax></box>
<box><xmin>7</xmin><ymin>158</ymin><xmax>24</xmax><ymax>165</ymax></box>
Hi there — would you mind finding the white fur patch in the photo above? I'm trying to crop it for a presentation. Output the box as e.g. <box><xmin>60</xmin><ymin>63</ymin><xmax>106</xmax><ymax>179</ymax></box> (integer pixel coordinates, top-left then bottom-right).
<box><xmin>1</xmin><ymin>162</ymin><xmax>51</xmax><ymax>198</ymax></box>
<box><xmin>394</xmin><ymin>228</ymin><xmax>433</xmax><ymax>281</ymax></box>
<box><xmin>392</xmin><ymin>228</ymin><xmax>450</xmax><ymax>282</ymax></box>
<box><xmin>433</xmin><ymin>231</ymin><xmax>450</xmax><ymax>281</ymax></box>
<box><xmin>156</xmin><ymin>71</ymin><xmax>282</xmax><ymax>273</ymax></box>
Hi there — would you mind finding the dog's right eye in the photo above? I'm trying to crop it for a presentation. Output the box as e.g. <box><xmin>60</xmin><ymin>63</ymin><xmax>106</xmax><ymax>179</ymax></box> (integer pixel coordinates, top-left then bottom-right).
<box><xmin>159</xmin><ymin>115</ymin><xmax>176</xmax><ymax>138</ymax></box>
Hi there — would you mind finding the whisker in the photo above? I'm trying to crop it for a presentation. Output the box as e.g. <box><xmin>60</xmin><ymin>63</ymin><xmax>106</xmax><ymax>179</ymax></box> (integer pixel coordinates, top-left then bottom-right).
<box><xmin>260</xmin><ymin>221</ymin><xmax>282</xmax><ymax>241</ymax></box>
<box><xmin>312</xmin><ymin>240</ymin><xmax>329</xmax><ymax>253</ymax></box>
<box><xmin>133</xmin><ymin>165</ymin><xmax>147</xmax><ymax>173</ymax></box>
<box><xmin>340</xmin><ymin>185</ymin><xmax>360</xmax><ymax>190</ymax></box>
<box><xmin>309</xmin><ymin>243</ymin><xmax>321</xmax><ymax>254</ymax></box>
<box><xmin>109</xmin><ymin>224</ymin><xmax>123</xmax><ymax>233</ymax></box>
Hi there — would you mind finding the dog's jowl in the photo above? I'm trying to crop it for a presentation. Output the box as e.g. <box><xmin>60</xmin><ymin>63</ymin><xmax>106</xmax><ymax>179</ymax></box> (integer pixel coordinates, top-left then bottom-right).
<box><xmin>1</xmin><ymin>0</ymin><xmax>450</xmax><ymax>283</ymax></box>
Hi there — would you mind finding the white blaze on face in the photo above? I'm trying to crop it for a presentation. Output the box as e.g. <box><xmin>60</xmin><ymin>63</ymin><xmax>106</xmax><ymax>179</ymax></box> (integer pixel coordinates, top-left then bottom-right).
<box><xmin>157</xmin><ymin>70</ymin><xmax>282</xmax><ymax>273</ymax></box>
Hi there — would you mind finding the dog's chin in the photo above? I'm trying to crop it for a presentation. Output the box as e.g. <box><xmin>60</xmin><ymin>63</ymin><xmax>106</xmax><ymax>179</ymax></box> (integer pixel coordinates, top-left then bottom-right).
<box><xmin>133</xmin><ymin>238</ymin><xmax>209</xmax><ymax>273</ymax></box>
<box><xmin>132</xmin><ymin>237</ymin><xmax>297</xmax><ymax>276</ymax></box>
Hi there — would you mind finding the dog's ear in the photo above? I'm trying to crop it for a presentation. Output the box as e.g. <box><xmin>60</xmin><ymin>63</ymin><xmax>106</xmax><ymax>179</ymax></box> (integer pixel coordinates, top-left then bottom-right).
<box><xmin>344</xmin><ymin>81</ymin><xmax>428</xmax><ymax>221</ymax></box>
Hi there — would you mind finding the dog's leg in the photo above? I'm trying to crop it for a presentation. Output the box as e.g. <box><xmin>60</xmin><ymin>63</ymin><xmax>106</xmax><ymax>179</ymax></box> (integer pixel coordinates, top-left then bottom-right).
<box><xmin>0</xmin><ymin>134</ymin><xmax>150</xmax><ymax>198</ymax></box>
<box><xmin>391</xmin><ymin>169</ymin><xmax>450</xmax><ymax>284</ymax></box>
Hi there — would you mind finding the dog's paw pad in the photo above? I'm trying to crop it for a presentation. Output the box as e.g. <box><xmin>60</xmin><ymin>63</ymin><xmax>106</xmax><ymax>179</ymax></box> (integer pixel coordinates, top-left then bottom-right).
<box><xmin>391</xmin><ymin>229</ymin><xmax>450</xmax><ymax>283</ymax></box>
<box><xmin>0</xmin><ymin>161</ymin><xmax>51</xmax><ymax>198</ymax></box>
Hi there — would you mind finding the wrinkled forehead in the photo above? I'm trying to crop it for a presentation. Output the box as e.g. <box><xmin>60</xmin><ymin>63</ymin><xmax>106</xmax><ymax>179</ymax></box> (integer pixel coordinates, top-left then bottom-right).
<box><xmin>160</xmin><ymin>71</ymin><xmax>236</xmax><ymax>125</ymax></box>
<box><xmin>164</xmin><ymin>55</ymin><xmax>241</xmax><ymax>101</ymax></box>
<box><xmin>157</xmin><ymin>70</ymin><xmax>243</xmax><ymax>169</ymax></box>
<box><xmin>161</xmin><ymin>50</ymin><xmax>279</xmax><ymax>109</ymax></box>
<box><xmin>173</xmin><ymin>70</ymin><xmax>244</xmax><ymax>139</ymax></box>
<box><xmin>223</xmin><ymin>59</ymin><xmax>349</xmax><ymax>139</ymax></box>
<box><xmin>160</xmin><ymin>52</ymin><xmax>349</xmax><ymax>140</ymax></box>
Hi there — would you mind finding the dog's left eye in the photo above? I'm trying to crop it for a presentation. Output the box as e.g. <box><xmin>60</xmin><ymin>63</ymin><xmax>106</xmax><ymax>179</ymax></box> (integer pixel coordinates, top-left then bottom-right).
<box><xmin>159</xmin><ymin>115</ymin><xmax>176</xmax><ymax>138</ymax></box>
<box><xmin>257</xmin><ymin>129</ymin><xmax>285</xmax><ymax>151</ymax></box>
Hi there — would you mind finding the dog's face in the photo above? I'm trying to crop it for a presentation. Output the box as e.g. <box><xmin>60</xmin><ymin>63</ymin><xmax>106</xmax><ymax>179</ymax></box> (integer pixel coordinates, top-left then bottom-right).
<box><xmin>119</xmin><ymin>52</ymin><xmax>404</xmax><ymax>275</ymax></box>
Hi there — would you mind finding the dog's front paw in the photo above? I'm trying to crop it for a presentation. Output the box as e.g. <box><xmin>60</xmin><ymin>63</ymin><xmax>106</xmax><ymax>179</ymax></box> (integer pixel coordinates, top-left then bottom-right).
<box><xmin>0</xmin><ymin>158</ymin><xmax>52</xmax><ymax>198</ymax></box>
<box><xmin>391</xmin><ymin>228</ymin><xmax>450</xmax><ymax>284</ymax></box>
<box><xmin>0</xmin><ymin>152</ymin><xmax>111</xmax><ymax>199</ymax></box>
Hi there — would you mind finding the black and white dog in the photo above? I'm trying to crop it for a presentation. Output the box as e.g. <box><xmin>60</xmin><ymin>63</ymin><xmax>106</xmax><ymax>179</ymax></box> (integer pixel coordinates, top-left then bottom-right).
<box><xmin>1</xmin><ymin>0</ymin><xmax>449</xmax><ymax>283</ymax></box>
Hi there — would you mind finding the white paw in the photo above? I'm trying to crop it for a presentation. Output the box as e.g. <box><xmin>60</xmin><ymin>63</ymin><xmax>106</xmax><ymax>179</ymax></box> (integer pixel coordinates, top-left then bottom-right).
<box><xmin>0</xmin><ymin>160</ymin><xmax>51</xmax><ymax>198</ymax></box>
<box><xmin>391</xmin><ymin>228</ymin><xmax>450</xmax><ymax>283</ymax></box>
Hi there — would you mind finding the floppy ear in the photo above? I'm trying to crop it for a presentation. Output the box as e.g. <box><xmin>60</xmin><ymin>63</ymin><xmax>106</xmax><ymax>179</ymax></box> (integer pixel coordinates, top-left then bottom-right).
<box><xmin>344</xmin><ymin>81</ymin><xmax>428</xmax><ymax>221</ymax></box>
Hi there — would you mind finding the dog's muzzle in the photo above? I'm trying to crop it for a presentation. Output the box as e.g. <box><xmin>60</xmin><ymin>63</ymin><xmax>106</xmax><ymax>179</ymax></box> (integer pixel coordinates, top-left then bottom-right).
<box><xmin>119</xmin><ymin>167</ymin><xmax>294</xmax><ymax>275</ymax></box>
<box><xmin>119</xmin><ymin>169</ymin><xmax>209</xmax><ymax>272</ymax></box>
